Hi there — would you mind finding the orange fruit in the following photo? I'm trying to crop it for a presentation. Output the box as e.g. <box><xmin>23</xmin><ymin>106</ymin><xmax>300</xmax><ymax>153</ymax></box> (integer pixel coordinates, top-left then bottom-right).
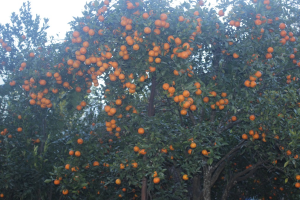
<box><xmin>54</xmin><ymin>179</ymin><xmax>60</xmax><ymax>185</ymax></box>
<box><xmin>75</xmin><ymin>151</ymin><xmax>81</xmax><ymax>157</ymax></box>
<box><xmin>77</xmin><ymin>138</ymin><xmax>83</xmax><ymax>144</ymax></box>
<box><xmin>279</xmin><ymin>23</ymin><xmax>286</xmax><ymax>30</ymax></box>
<box><xmin>249</xmin><ymin>115</ymin><xmax>255</xmax><ymax>121</ymax></box>
<box><xmin>138</xmin><ymin>128</ymin><xmax>145</xmax><ymax>134</ymax></box>
<box><xmin>62</xmin><ymin>189</ymin><xmax>69</xmax><ymax>195</ymax></box>
<box><xmin>153</xmin><ymin>177</ymin><xmax>160</xmax><ymax>184</ymax></box>
<box><xmin>203</xmin><ymin>97</ymin><xmax>209</xmax><ymax>103</ymax></box>
<box><xmin>144</xmin><ymin>27</ymin><xmax>151</xmax><ymax>34</ymax></box>
<box><xmin>115</xmin><ymin>179</ymin><xmax>121</xmax><ymax>185</ymax></box>
<box><xmin>233</xmin><ymin>53</ymin><xmax>239</xmax><ymax>58</ymax></box>
<box><xmin>190</xmin><ymin>142</ymin><xmax>196</xmax><ymax>148</ymax></box>
<box><xmin>182</xmin><ymin>174</ymin><xmax>188</xmax><ymax>180</ymax></box>
<box><xmin>242</xmin><ymin>134</ymin><xmax>248</xmax><ymax>140</ymax></box>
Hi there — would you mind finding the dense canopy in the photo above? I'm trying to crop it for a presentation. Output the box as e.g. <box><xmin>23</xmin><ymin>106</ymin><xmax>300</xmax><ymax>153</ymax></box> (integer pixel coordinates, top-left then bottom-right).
<box><xmin>0</xmin><ymin>0</ymin><xmax>300</xmax><ymax>199</ymax></box>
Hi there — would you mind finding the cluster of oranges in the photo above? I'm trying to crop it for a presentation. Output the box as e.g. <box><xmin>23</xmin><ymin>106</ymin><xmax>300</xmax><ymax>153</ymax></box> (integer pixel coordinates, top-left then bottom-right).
<box><xmin>0</xmin><ymin>128</ymin><xmax>8</xmax><ymax>136</ymax></box>
<box><xmin>244</xmin><ymin>71</ymin><xmax>262</xmax><ymax>88</ymax></box>
<box><xmin>208</xmin><ymin>91</ymin><xmax>229</xmax><ymax>110</ymax></box>
<box><xmin>0</xmin><ymin>38</ymin><xmax>12</xmax><ymax>52</ymax></box>
<box><xmin>162</xmin><ymin>82</ymin><xmax>197</xmax><ymax>115</ymax></box>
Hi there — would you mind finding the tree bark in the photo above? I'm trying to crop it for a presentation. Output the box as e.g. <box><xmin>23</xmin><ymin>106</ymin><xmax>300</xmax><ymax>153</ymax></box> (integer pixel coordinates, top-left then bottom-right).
<box><xmin>142</xmin><ymin>76</ymin><xmax>157</xmax><ymax>200</ymax></box>
<box><xmin>141</xmin><ymin>177</ymin><xmax>148</xmax><ymax>200</ymax></box>
<box><xmin>202</xmin><ymin>166</ymin><xmax>212</xmax><ymax>200</ymax></box>
<box><xmin>221</xmin><ymin>182</ymin><xmax>233</xmax><ymax>200</ymax></box>
<box><xmin>192</xmin><ymin>175</ymin><xmax>201</xmax><ymax>200</ymax></box>
<box><xmin>147</xmin><ymin>76</ymin><xmax>156</xmax><ymax>117</ymax></box>
<box><xmin>221</xmin><ymin>161</ymin><xmax>264</xmax><ymax>200</ymax></box>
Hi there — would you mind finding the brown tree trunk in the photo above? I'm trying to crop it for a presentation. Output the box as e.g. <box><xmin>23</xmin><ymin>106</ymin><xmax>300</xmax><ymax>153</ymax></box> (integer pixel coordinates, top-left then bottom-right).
<box><xmin>141</xmin><ymin>177</ymin><xmax>148</xmax><ymax>200</ymax></box>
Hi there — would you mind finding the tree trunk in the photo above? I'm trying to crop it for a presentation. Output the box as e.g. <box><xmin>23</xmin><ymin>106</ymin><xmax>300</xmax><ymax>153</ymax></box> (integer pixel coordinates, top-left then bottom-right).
<box><xmin>141</xmin><ymin>76</ymin><xmax>157</xmax><ymax>200</ymax></box>
<box><xmin>141</xmin><ymin>177</ymin><xmax>148</xmax><ymax>200</ymax></box>
<box><xmin>221</xmin><ymin>182</ymin><xmax>233</xmax><ymax>200</ymax></box>
<box><xmin>201</xmin><ymin>166</ymin><xmax>212</xmax><ymax>200</ymax></box>
<box><xmin>192</xmin><ymin>175</ymin><xmax>201</xmax><ymax>200</ymax></box>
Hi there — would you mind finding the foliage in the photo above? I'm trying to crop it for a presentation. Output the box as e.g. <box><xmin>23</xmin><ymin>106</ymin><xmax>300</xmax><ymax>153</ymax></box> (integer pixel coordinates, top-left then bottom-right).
<box><xmin>0</xmin><ymin>0</ymin><xmax>300</xmax><ymax>199</ymax></box>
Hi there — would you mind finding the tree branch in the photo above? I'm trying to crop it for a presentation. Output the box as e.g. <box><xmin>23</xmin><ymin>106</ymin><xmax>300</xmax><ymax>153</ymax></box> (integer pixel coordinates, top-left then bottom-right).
<box><xmin>232</xmin><ymin>160</ymin><xmax>265</xmax><ymax>182</ymax></box>
<box><xmin>218</xmin><ymin>120</ymin><xmax>243</xmax><ymax>134</ymax></box>
<box><xmin>188</xmin><ymin>110</ymin><xmax>196</xmax><ymax>125</ymax></box>
<box><xmin>212</xmin><ymin>140</ymin><xmax>246</xmax><ymax>172</ymax></box>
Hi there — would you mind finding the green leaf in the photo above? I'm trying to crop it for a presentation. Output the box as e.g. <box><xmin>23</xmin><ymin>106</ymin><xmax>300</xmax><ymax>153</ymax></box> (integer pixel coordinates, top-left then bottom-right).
<box><xmin>207</xmin><ymin>158</ymin><xmax>213</xmax><ymax>165</ymax></box>
<box><xmin>44</xmin><ymin>179</ymin><xmax>52</xmax><ymax>183</ymax></box>
<box><xmin>284</xmin><ymin>161</ymin><xmax>289</xmax><ymax>168</ymax></box>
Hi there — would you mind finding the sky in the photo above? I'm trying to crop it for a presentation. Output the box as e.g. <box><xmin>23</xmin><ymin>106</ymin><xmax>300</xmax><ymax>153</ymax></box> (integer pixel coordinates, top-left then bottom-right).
<box><xmin>0</xmin><ymin>0</ymin><xmax>89</xmax><ymax>40</ymax></box>
<box><xmin>0</xmin><ymin>0</ymin><xmax>199</xmax><ymax>40</ymax></box>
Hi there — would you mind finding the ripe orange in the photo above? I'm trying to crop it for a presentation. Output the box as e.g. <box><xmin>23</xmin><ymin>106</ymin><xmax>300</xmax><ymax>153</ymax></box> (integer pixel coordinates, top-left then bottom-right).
<box><xmin>54</xmin><ymin>179</ymin><xmax>60</xmax><ymax>185</ymax></box>
<box><xmin>203</xmin><ymin>97</ymin><xmax>209</xmax><ymax>103</ymax></box>
<box><xmin>175</xmin><ymin>37</ymin><xmax>182</xmax><ymax>45</ymax></box>
<box><xmin>231</xmin><ymin>116</ymin><xmax>236</xmax><ymax>121</ymax></box>
<box><xmin>183</xmin><ymin>90</ymin><xmax>190</xmax><ymax>97</ymax></box>
<box><xmin>180</xmin><ymin>109</ymin><xmax>187</xmax><ymax>115</ymax></box>
<box><xmin>69</xmin><ymin>150</ymin><xmax>74</xmax><ymax>156</ymax></box>
<box><xmin>120</xmin><ymin>163</ymin><xmax>125</xmax><ymax>169</ymax></box>
<box><xmin>62</xmin><ymin>189</ymin><xmax>69</xmax><ymax>195</ymax></box>
<box><xmin>65</xmin><ymin>164</ymin><xmax>70</xmax><ymax>170</ymax></box>
<box><xmin>73</xmin><ymin>31</ymin><xmax>80</xmax><ymax>38</ymax></box>
<box><xmin>249</xmin><ymin>115</ymin><xmax>255</xmax><ymax>121</ymax></box>
<box><xmin>255</xmin><ymin>71</ymin><xmax>262</xmax><ymax>78</ymax></box>
<box><xmin>138</xmin><ymin>128</ymin><xmax>145</xmax><ymax>134</ymax></box>
<box><xmin>142</xmin><ymin>13</ymin><xmax>149</xmax><ymax>19</ymax></box>
<box><xmin>218</xmin><ymin>10</ymin><xmax>224</xmax><ymax>16</ymax></box>
<box><xmin>182</xmin><ymin>174</ymin><xmax>188</xmax><ymax>180</ymax></box>
<box><xmin>190</xmin><ymin>142</ymin><xmax>196</xmax><ymax>149</ymax></box>
<box><xmin>162</xmin><ymin>83</ymin><xmax>170</xmax><ymax>90</ymax></box>
<box><xmin>153</xmin><ymin>177</ymin><xmax>160</xmax><ymax>184</ymax></box>
<box><xmin>267</xmin><ymin>47</ymin><xmax>273</xmax><ymax>53</ymax></box>
<box><xmin>144</xmin><ymin>27</ymin><xmax>151</xmax><ymax>34</ymax></box>
<box><xmin>115</xmin><ymin>179</ymin><xmax>121</xmax><ymax>185</ymax></box>
<box><xmin>279</xmin><ymin>23</ymin><xmax>286</xmax><ymax>30</ymax></box>
<box><xmin>242</xmin><ymin>134</ymin><xmax>248</xmax><ymax>140</ymax></box>
<box><xmin>202</xmin><ymin>149</ymin><xmax>208</xmax><ymax>156</ymax></box>
<box><xmin>132</xmin><ymin>162</ymin><xmax>138</xmax><ymax>168</ymax></box>
<box><xmin>77</xmin><ymin>138</ymin><xmax>83</xmax><ymax>144</ymax></box>
<box><xmin>75</xmin><ymin>151</ymin><xmax>81</xmax><ymax>157</ymax></box>
<box><xmin>233</xmin><ymin>53</ymin><xmax>239</xmax><ymax>58</ymax></box>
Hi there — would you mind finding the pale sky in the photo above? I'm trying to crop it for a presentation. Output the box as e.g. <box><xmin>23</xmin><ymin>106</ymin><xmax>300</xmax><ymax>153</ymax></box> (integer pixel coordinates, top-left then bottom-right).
<box><xmin>0</xmin><ymin>0</ymin><xmax>217</xmax><ymax>40</ymax></box>
<box><xmin>0</xmin><ymin>0</ymin><xmax>89</xmax><ymax>40</ymax></box>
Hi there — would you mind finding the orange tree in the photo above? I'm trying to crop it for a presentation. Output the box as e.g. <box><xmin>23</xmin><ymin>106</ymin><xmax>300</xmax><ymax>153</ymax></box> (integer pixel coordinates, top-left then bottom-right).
<box><xmin>1</xmin><ymin>0</ymin><xmax>300</xmax><ymax>199</ymax></box>
<box><xmin>0</xmin><ymin>2</ymin><xmax>90</xmax><ymax>199</ymax></box>
<box><xmin>50</xmin><ymin>0</ymin><xmax>300</xmax><ymax>199</ymax></box>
